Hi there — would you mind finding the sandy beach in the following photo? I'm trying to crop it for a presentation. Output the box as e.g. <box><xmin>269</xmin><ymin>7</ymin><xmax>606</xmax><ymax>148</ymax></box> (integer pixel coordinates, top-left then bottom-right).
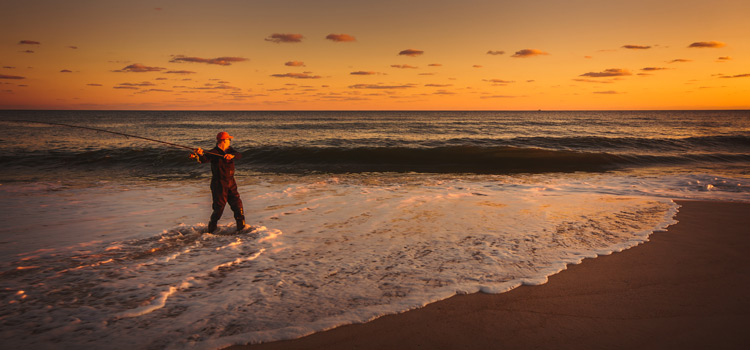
<box><xmin>227</xmin><ymin>200</ymin><xmax>750</xmax><ymax>350</ymax></box>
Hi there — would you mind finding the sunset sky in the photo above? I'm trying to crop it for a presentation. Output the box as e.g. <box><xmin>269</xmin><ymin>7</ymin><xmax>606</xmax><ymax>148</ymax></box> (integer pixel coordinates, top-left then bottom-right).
<box><xmin>1</xmin><ymin>0</ymin><xmax>748</xmax><ymax>110</ymax></box>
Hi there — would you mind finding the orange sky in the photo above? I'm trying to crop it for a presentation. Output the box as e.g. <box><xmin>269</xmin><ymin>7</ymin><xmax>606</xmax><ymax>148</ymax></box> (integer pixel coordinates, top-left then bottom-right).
<box><xmin>1</xmin><ymin>0</ymin><xmax>748</xmax><ymax>110</ymax></box>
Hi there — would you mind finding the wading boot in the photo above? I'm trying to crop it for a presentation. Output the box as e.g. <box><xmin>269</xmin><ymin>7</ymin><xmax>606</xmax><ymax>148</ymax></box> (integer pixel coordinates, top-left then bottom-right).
<box><xmin>236</xmin><ymin>219</ymin><xmax>246</xmax><ymax>233</ymax></box>
<box><xmin>207</xmin><ymin>220</ymin><xmax>218</xmax><ymax>234</ymax></box>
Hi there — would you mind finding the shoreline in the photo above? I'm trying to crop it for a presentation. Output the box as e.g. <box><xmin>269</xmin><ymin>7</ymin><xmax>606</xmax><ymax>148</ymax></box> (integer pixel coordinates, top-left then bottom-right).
<box><xmin>226</xmin><ymin>200</ymin><xmax>750</xmax><ymax>349</ymax></box>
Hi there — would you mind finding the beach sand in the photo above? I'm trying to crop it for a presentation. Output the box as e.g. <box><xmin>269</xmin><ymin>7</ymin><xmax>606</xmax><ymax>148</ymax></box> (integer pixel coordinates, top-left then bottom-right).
<box><xmin>227</xmin><ymin>200</ymin><xmax>750</xmax><ymax>350</ymax></box>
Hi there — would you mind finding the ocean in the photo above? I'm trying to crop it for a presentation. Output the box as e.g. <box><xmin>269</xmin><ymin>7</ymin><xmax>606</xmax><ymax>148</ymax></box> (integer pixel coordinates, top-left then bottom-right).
<box><xmin>1</xmin><ymin>110</ymin><xmax>749</xmax><ymax>349</ymax></box>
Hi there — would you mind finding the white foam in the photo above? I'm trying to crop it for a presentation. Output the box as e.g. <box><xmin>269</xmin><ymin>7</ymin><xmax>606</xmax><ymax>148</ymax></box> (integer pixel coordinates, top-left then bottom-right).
<box><xmin>0</xmin><ymin>172</ymin><xmax>724</xmax><ymax>349</ymax></box>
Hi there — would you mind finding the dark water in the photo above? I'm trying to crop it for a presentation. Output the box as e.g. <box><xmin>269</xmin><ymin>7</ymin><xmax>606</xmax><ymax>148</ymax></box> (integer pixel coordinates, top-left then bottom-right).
<box><xmin>1</xmin><ymin>110</ymin><xmax>748</xmax><ymax>181</ymax></box>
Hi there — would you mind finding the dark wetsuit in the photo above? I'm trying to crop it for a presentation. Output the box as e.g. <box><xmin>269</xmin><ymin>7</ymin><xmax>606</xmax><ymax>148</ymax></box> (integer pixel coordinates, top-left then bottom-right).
<box><xmin>198</xmin><ymin>146</ymin><xmax>245</xmax><ymax>227</ymax></box>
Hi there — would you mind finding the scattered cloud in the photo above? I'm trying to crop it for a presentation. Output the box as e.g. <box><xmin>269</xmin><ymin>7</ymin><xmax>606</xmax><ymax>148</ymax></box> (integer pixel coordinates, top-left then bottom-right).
<box><xmin>717</xmin><ymin>56</ymin><xmax>732</xmax><ymax>62</ymax></box>
<box><xmin>87</xmin><ymin>83</ymin><xmax>103</xmax><ymax>86</ymax></box>
<box><xmin>349</xmin><ymin>84</ymin><xmax>415</xmax><ymax>89</ymax></box>
<box><xmin>270</xmin><ymin>72</ymin><xmax>321</xmax><ymax>79</ymax></box>
<box><xmin>580</xmin><ymin>68</ymin><xmax>631</xmax><ymax>77</ymax></box>
<box><xmin>398</xmin><ymin>49</ymin><xmax>424</xmax><ymax>57</ymax></box>
<box><xmin>511</xmin><ymin>49</ymin><xmax>549</xmax><ymax>58</ymax></box>
<box><xmin>60</xmin><ymin>69</ymin><xmax>73</xmax><ymax>73</ymax></box>
<box><xmin>170</xmin><ymin>56</ymin><xmax>247</xmax><ymax>66</ymax></box>
<box><xmin>641</xmin><ymin>67</ymin><xmax>669</xmax><ymax>71</ymax></box>
<box><xmin>622</xmin><ymin>45</ymin><xmax>651</xmax><ymax>50</ymax></box>
<box><xmin>285</xmin><ymin>61</ymin><xmax>306</xmax><ymax>67</ymax></box>
<box><xmin>480</xmin><ymin>95</ymin><xmax>516</xmax><ymax>99</ymax></box>
<box><xmin>350</xmin><ymin>71</ymin><xmax>379</xmax><ymax>75</ymax></box>
<box><xmin>114</xmin><ymin>86</ymin><xmax>139</xmax><ymax>90</ymax></box>
<box><xmin>21</xmin><ymin>50</ymin><xmax>35</xmax><ymax>54</ymax></box>
<box><xmin>326</xmin><ymin>33</ymin><xmax>356</xmax><ymax>42</ymax></box>
<box><xmin>266</xmin><ymin>33</ymin><xmax>303</xmax><ymax>43</ymax></box>
<box><xmin>484</xmin><ymin>79</ymin><xmax>514</xmax><ymax>85</ymax></box>
<box><xmin>594</xmin><ymin>90</ymin><xmax>620</xmax><ymax>94</ymax></box>
<box><xmin>719</xmin><ymin>74</ymin><xmax>750</xmax><ymax>79</ymax></box>
<box><xmin>425</xmin><ymin>84</ymin><xmax>453</xmax><ymax>87</ymax></box>
<box><xmin>165</xmin><ymin>70</ymin><xmax>196</xmax><ymax>75</ymax></box>
<box><xmin>572</xmin><ymin>78</ymin><xmax>614</xmax><ymax>84</ymax></box>
<box><xmin>115</xmin><ymin>63</ymin><xmax>165</xmax><ymax>73</ymax></box>
<box><xmin>68</xmin><ymin>46</ymin><xmax>78</xmax><ymax>49</ymax></box>
<box><xmin>472</xmin><ymin>65</ymin><xmax>483</xmax><ymax>68</ymax></box>
<box><xmin>119</xmin><ymin>82</ymin><xmax>156</xmax><ymax>87</ymax></box>
<box><xmin>428</xmin><ymin>63</ymin><xmax>442</xmax><ymax>67</ymax></box>
<box><xmin>0</xmin><ymin>74</ymin><xmax>25</xmax><ymax>80</ymax></box>
<box><xmin>688</xmin><ymin>41</ymin><xmax>726</xmax><ymax>48</ymax></box>
<box><xmin>19</xmin><ymin>40</ymin><xmax>40</xmax><ymax>45</ymax></box>
<box><xmin>391</xmin><ymin>64</ymin><xmax>418</xmax><ymax>69</ymax></box>
<box><xmin>487</xmin><ymin>50</ymin><xmax>505</xmax><ymax>55</ymax></box>
<box><xmin>668</xmin><ymin>59</ymin><xmax>692</xmax><ymax>63</ymax></box>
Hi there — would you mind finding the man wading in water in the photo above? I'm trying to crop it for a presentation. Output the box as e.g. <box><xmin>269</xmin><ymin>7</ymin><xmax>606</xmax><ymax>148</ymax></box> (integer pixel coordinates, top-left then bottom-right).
<box><xmin>191</xmin><ymin>132</ymin><xmax>246</xmax><ymax>233</ymax></box>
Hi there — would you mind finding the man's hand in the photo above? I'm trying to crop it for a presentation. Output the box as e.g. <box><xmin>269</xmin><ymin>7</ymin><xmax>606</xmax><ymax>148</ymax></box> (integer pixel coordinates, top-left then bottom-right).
<box><xmin>195</xmin><ymin>148</ymin><xmax>204</xmax><ymax>155</ymax></box>
<box><xmin>223</xmin><ymin>154</ymin><xmax>235</xmax><ymax>160</ymax></box>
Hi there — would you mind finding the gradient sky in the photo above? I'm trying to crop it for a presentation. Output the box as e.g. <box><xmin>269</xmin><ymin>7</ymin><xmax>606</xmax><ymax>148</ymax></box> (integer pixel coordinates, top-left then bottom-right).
<box><xmin>1</xmin><ymin>0</ymin><xmax>748</xmax><ymax>110</ymax></box>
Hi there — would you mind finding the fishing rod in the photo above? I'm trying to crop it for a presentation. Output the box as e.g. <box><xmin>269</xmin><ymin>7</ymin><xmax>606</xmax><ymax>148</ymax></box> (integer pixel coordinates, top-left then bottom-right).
<box><xmin>10</xmin><ymin>120</ymin><xmax>225</xmax><ymax>158</ymax></box>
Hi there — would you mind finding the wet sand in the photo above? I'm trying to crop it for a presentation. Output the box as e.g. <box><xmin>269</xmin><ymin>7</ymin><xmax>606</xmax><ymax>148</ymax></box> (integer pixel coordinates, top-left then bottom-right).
<box><xmin>227</xmin><ymin>200</ymin><xmax>750</xmax><ymax>350</ymax></box>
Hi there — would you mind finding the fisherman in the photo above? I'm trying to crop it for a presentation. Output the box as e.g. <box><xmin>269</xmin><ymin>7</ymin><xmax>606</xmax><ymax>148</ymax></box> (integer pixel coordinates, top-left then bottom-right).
<box><xmin>191</xmin><ymin>132</ymin><xmax>246</xmax><ymax>233</ymax></box>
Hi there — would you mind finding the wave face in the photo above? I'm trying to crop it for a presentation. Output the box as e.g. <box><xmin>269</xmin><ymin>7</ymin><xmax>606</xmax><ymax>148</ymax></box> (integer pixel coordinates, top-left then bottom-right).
<box><xmin>0</xmin><ymin>110</ymin><xmax>749</xmax><ymax>180</ymax></box>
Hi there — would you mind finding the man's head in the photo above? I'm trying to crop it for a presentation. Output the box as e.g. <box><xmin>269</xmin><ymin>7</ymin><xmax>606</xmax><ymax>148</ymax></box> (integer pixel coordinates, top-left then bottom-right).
<box><xmin>216</xmin><ymin>131</ymin><xmax>233</xmax><ymax>150</ymax></box>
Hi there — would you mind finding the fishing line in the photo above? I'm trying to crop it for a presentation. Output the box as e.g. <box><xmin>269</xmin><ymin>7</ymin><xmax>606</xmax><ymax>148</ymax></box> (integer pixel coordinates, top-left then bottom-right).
<box><xmin>10</xmin><ymin>120</ymin><xmax>224</xmax><ymax>157</ymax></box>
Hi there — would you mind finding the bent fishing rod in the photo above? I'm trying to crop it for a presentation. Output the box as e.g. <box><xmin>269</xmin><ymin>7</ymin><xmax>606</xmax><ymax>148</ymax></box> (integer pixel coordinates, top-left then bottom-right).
<box><xmin>10</xmin><ymin>120</ymin><xmax>224</xmax><ymax>157</ymax></box>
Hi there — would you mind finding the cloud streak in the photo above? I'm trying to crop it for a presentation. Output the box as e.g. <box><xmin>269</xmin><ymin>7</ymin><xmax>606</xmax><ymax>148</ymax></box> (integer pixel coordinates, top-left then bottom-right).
<box><xmin>622</xmin><ymin>45</ymin><xmax>651</xmax><ymax>49</ymax></box>
<box><xmin>688</xmin><ymin>41</ymin><xmax>726</xmax><ymax>48</ymax></box>
<box><xmin>266</xmin><ymin>33</ymin><xmax>303</xmax><ymax>43</ymax></box>
<box><xmin>0</xmin><ymin>74</ymin><xmax>25</xmax><ymax>80</ymax></box>
<box><xmin>270</xmin><ymin>72</ymin><xmax>321</xmax><ymax>79</ymax></box>
<box><xmin>114</xmin><ymin>64</ymin><xmax>165</xmax><ymax>73</ymax></box>
<box><xmin>487</xmin><ymin>50</ymin><xmax>505</xmax><ymax>55</ymax></box>
<box><xmin>511</xmin><ymin>49</ymin><xmax>549</xmax><ymax>58</ymax></box>
<box><xmin>580</xmin><ymin>68</ymin><xmax>631</xmax><ymax>77</ymax></box>
<box><xmin>398</xmin><ymin>49</ymin><xmax>424</xmax><ymax>57</ymax></box>
<box><xmin>326</xmin><ymin>34</ymin><xmax>356</xmax><ymax>42</ymax></box>
<box><xmin>19</xmin><ymin>40</ymin><xmax>40</xmax><ymax>45</ymax></box>
<box><xmin>170</xmin><ymin>56</ymin><xmax>247</xmax><ymax>66</ymax></box>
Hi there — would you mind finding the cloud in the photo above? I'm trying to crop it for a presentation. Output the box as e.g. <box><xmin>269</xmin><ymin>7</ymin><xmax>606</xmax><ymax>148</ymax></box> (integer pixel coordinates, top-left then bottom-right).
<box><xmin>270</xmin><ymin>72</ymin><xmax>321</xmax><ymax>79</ymax></box>
<box><xmin>68</xmin><ymin>46</ymin><xmax>78</xmax><ymax>49</ymax></box>
<box><xmin>480</xmin><ymin>95</ymin><xmax>516</xmax><ymax>99</ymax></box>
<box><xmin>60</xmin><ymin>69</ymin><xmax>73</xmax><ymax>73</ymax></box>
<box><xmin>572</xmin><ymin>78</ymin><xmax>614</xmax><ymax>84</ymax></box>
<box><xmin>511</xmin><ymin>49</ymin><xmax>549</xmax><ymax>58</ymax></box>
<box><xmin>622</xmin><ymin>45</ymin><xmax>651</xmax><ymax>50</ymax></box>
<box><xmin>87</xmin><ymin>83</ymin><xmax>103</xmax><ymax>87</ymax></box>
<box><xmin>579</xmin><ymin>68</ymin><xmax>631</xmax><ymax>77</ymax></box>
<box><xmin>115</xmin><ymin>64</ymin><xmax>165</xmax><ymax>72</ymax></box>
<box><xmin>472</xmin><ymin>65</ymin><xmax>483</xmax><ymax>68</ymax></box>
<box><xmin>350</xmin><ymin>71</ymin><xmax>379</xmax><ymax>75</ymax></box>
<box><xmin>0</xmin><ymin>74</ymin><xmax>25</xmax><ymax>80</ymax></box>
<box><xmin>285</xmin><ymin>61</ymin><xmax>306</xmax><ymax>67</ymax></box>
<box><xmin>688</xmin><ymin>41</ymin><xmax>726</xmax><ymax>48</ymax></box>
<box><xmin>641</xmin><ymin>67</ymin><xmax>668</xmax><ymax>71</ymax></box>
<box><xmin>114</xmin><ymin>86</ymin><xmax>139</xmax><ymax>90</ymax></box>
<box><xmin>487</xmin><ymin>50</ymin><xmax>505</xmax><ymax>55</ymax></box>
<box><xmin>717</xmin><ymin>56</ymin><xmax>732</xmax><ymax>62</ymax></box>
<box><xmin>391</xmin><ymin>64</ymin><xmax>418</xmax><ymax>69</ymax></box>
<box><xmin>398</xmin><ymin>49</ymin><xmax>424</xmax><ymax>57</ymax></box>
<box><xmin>428</xmin><ymin>63</ymin><xmax>442</xmax><ymax>67</ymax></box>
<box><xmin>425</xmin><ymin>84</ymin><xmax>453</xmax><ymax>87</ymax></box>
<box><xmin>170</xmin><ymin>56</ymin><xmax>247</xmax><ymax>66</ymax></box>
<box><xmin>484</xmin><ymin>79</ymin><xmax>514</xmax><ymax>85</ymax></box>
<box><xmin>349</xmin><ymin>84</ymin><xmax>415</xmax><ymax>89</ymax></box>
<box><xmin>326</xmin><ymin>33</ymin><xmax>356</xmax><ymax>42</ymax></box>
<box><xmin>719</xmin><ymin>74</ymin><xmax>750</xmax><ymax>79</ymax></box>
<box><xmin>265</xmin><ymin>33</ymin><xmax>303</xmax><ymax>43</ymax></box>
<box><xmin>19</xmin><ymin>40</ymin><xmax>40</xmax><ymax>45</ymax></box>
<box><xmin>594</xmin><ymin>90</ymin><xmax>620</xmax><ymax>94</ymax></box>
<box><xmin>21</xmin><ymin>50</ymin><xmax>35</xmax><ymax>54</ymax></box>
<box><xmin>668</xmin><ymin>59</ymin><xmax>692</xmax><ymax>63</ymax></box>
<box><xmin>119</xmin><ymin>82</ymin><xmax>156</xmax><ymax>87</ymax></box>
<box><xmin>165</xmin><ymin>70</ymin><xmax>196</xmax><ymax>75</ymax></box>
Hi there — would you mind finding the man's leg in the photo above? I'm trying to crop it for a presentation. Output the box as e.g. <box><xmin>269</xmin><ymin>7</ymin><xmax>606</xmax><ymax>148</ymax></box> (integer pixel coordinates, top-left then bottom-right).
<box><xmin>208</xmin><ymin>184</ymin><xmax>228</xmax><ymax>233</ymax></box>
<box><xmin>227</xmin><ymin>182</ymin><xmax>245</xmax><ymax>231</ymax></box>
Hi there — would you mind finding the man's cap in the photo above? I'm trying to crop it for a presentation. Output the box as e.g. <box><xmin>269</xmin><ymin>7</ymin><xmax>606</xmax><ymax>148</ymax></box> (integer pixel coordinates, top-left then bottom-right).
<box><xmin>216</xmin><ymin>131</ymin><xmax>234</xmax><ymax>141</ymax></box>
